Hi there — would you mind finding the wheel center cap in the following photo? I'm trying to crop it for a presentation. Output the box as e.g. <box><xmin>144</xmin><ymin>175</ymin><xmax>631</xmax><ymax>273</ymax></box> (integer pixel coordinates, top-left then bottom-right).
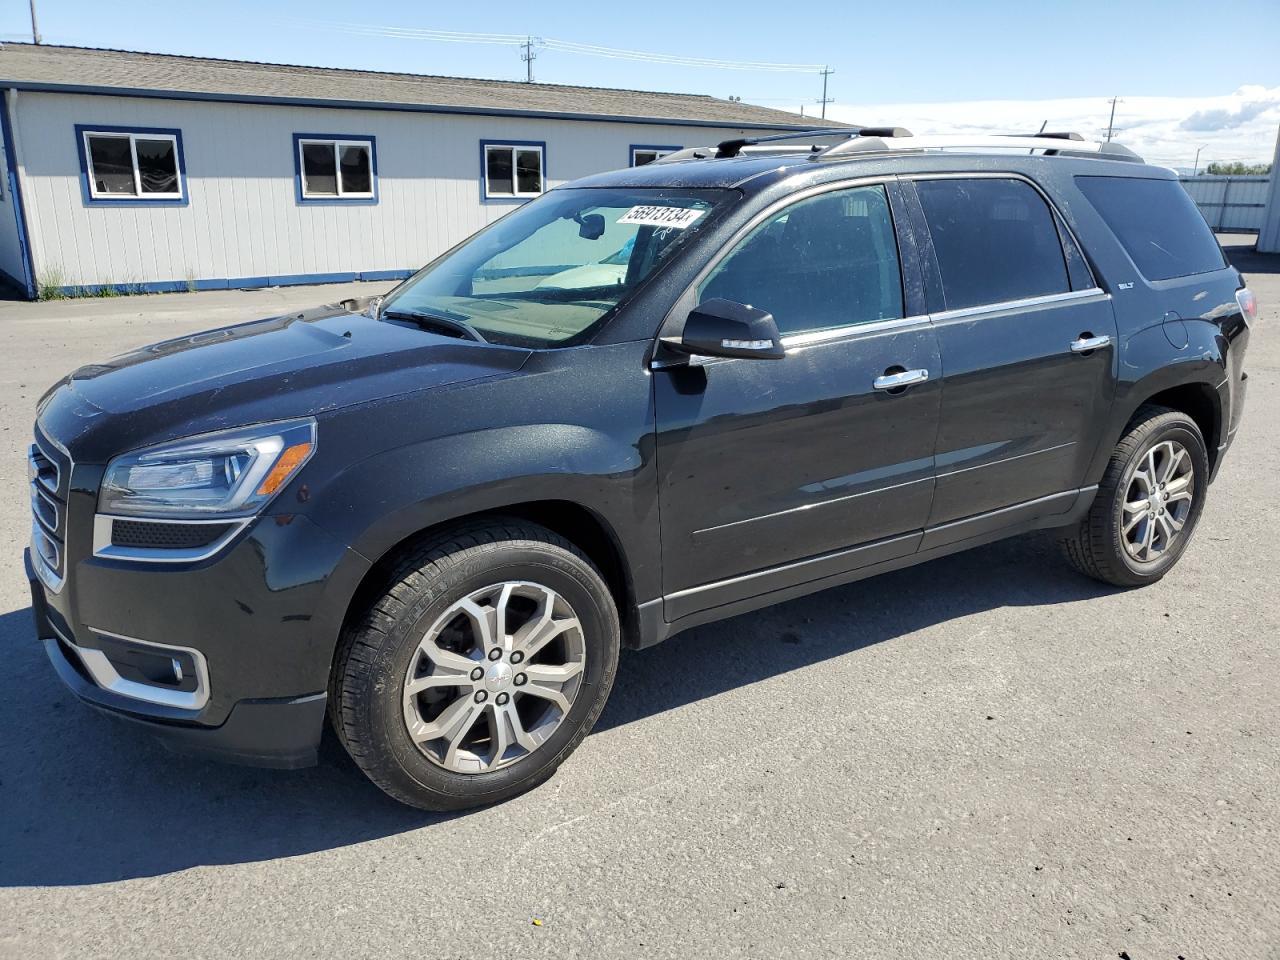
<box><xmin>484</xmin><ymin>661</ymin><xmax>513</xmax><ymax>690</ymax></box>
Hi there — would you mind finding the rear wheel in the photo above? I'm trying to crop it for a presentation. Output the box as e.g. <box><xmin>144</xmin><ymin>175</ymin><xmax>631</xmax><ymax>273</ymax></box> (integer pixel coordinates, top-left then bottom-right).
<box><xmin>1061</xmin><ymin>405</ymin><xmax>1209</xmax><ymax>587</ymax></box>
<box><xmin>332</xmin><ymin>520</ymin><xmax>619</xmax><ymax>810</ymax></box>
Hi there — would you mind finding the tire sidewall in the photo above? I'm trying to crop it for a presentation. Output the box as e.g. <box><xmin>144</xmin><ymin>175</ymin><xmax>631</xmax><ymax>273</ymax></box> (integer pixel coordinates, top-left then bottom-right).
<box><xmin>1107</xmin><ymin>417</ymin><xmax>1209</xmax><ymax>581</ymax></box>
<box><xmin>362</xmin><ymin>542</ymin><xmax>618</xmax><ymax>808</ymax></box>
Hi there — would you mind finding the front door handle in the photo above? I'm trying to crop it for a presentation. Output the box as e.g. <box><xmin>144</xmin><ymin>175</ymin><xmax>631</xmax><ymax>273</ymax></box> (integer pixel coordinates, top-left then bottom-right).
<box><xmin>873</xmin><ymin>368</ymin><xmax>929</xmax><ymax>391</ymax></box>
<box><xmin>1070</xmin><ymin>334</ymin><xmax>1112</xmax><ymax>354</ymax></box>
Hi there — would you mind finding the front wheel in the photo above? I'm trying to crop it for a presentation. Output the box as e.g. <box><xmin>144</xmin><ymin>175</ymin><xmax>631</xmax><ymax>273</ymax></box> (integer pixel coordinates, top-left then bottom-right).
<box><xmin>1061</xmin><ymin>405</ymin><xmax>1209</xmax><ymax>587</ymax></box>
<box><xmin>331</xmin><ymin>520</ymin><xmax>620</xmax><ymax>811</ymax></box>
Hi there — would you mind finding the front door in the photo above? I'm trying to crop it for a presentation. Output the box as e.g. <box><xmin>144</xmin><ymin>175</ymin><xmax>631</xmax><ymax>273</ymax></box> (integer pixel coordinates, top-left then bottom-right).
<box><xmin>906</xmin><ymin>176</ymin><xmax>1119</xmax><ymax>546</ymax></box>
<box><xmin>653</xmin><ymin>182</ymin><xmax>942</xmax><ymax>621</ymax></box>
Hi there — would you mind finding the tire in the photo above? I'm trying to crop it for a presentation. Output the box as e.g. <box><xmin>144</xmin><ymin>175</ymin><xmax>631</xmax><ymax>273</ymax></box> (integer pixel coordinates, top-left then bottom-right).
<box><xmin>1061</xmin><ymin>404</ymin><xmax>1209</xmax><ymax>587</ymax></box>
<box><xmin>331</xmin><ymin>519</ymin><xmax>620</xmax><ymax>811</ymax></box>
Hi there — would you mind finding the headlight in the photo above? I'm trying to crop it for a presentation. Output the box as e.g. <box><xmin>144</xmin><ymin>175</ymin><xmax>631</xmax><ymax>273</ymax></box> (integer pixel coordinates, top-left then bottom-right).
<box><xmin>99</xmin><ymin>418</ymin><xmax>316</xmax><ymax>518</ymax></box>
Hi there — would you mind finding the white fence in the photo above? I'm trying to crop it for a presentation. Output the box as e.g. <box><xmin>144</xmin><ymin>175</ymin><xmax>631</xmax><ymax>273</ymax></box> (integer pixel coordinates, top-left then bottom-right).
<box><xmin>1179</xmin><ymin>175</ymin><xmax>1270</xmax><ymax>233</ymax></box>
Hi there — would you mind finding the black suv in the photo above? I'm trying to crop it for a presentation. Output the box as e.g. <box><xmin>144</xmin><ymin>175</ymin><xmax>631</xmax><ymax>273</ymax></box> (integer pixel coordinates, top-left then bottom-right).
<box><xmin>26</xmin><ymin>129</ymin><xmax>1254</xmax><ymax>810</ymax></box>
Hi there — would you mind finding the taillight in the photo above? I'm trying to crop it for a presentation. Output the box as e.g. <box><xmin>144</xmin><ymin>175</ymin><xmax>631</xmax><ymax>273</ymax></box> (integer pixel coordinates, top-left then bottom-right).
<box><xmin>1236</xmin><ymin>287</ymin><xmax>1258</xmax><ymax>327</ymax></box>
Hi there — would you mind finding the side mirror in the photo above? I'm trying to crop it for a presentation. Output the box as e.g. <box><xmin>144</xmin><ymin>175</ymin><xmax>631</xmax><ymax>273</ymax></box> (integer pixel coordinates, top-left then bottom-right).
<box><xmin>672</xmin><ymin>298</ymin><xmax>785</xmax><ymax>360</ymax></box>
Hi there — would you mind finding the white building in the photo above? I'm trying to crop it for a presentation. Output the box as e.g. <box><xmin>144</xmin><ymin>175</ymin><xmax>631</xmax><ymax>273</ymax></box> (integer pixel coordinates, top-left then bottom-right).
<box><xmin>0</xmin><ymin>44</ymin><xmax>824</xmax><ymax>299</ymax></box>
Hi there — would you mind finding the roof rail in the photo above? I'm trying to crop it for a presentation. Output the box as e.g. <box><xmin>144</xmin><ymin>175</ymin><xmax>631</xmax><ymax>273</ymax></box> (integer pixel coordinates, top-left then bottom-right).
<box><xmin>713</xmin><ymin>126</ymin><xmax>912</xmax><ymax>159</ymax></box>
<box><xmin>813</xmin><ymin>133</ymin><xmax>1144</xmax><ymax>163</ymax></box>
<box><xmin>1009</xmin><ymin>131</ymin><xmax>1085</xmax><ymax>141</ymax></box>
<box><xmin>654</xmin><ymin>129</ymin><xmax>1144</xmax><ymax>166</ymax></box>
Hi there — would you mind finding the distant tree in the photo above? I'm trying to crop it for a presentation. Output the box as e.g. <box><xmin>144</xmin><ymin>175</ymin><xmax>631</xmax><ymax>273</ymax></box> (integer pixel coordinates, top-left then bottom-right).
<box><xmin>1203</xmin><ymin>161</ymin><xmax>1272</xmax><ymax>176</ymax></box>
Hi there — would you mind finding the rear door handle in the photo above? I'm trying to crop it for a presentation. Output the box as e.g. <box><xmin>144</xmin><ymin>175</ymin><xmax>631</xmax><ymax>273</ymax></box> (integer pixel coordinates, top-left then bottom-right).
<box><xmin>1070</xmin><ymin>334</ymin><xmax>1112</xmax><ymax>354</ymax></box>
<box><xmin>873</xmin><ymin>368</ymin><xmax>929</xmax><ymax>391</ymax></box>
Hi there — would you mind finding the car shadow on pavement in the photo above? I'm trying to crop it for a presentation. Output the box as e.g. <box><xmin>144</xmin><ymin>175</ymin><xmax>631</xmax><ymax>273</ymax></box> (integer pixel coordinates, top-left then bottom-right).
<box><xmin>0</xmin><ymin>531</ymin><xmax>1115</xmax><ymax>887</ymax></box>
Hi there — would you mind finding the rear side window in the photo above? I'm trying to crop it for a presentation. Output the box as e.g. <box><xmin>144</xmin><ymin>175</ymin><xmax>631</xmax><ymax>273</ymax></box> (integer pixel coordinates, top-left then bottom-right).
<box><xmin>1075</xmin><ymin>176</ymin><xmax>1225</xmax><ymax>281</ymax></box>
<box><xmin>915</xmin><ymin>178</ymin><xmax>1070</xmax><ymax>311</ymax></box>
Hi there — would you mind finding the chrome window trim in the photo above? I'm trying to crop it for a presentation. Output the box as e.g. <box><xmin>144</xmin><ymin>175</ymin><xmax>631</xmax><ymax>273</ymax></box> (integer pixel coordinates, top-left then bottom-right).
<box><xmin>92</xmin><ymin>514</ymin><xmax>252</xmax><ymax>564</ymax></box>
<box><xmin>780</xmin><ymin>313</ymin><xmax>932</xmax><ymax>349</ymax></box>
<box><xmin>929</xmin><ymin>287</ymin><xmax>1110</xmax><ymax>326</ymax></box>
<box><xmin>664</xmin><ymin>289</ymin><xmax>1109</xmax><ymax>368</ymax></box>
<box><xmin>51</xmin><ymin>620</ymin><xmax>210</xmax><ymax>711</ymax></box>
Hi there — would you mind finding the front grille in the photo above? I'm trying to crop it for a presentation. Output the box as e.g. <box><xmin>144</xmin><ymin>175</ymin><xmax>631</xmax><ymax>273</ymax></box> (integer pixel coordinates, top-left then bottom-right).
<box><xmin>29</xmin><ymin>439</ymin><xmax>66</xmax><ymax>587</ymax></box>
<box><xmin>111</xmin><ymin>519</ymin><xmax>234</xmax><ymax>550</ymax></box>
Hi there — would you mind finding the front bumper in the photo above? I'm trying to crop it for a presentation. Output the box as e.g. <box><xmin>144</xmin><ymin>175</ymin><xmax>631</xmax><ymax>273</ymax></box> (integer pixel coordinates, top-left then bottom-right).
<box><xmin>26</xmin><ymin>504</ymin><xmax>370</xmax><ymax>768</ymax></box>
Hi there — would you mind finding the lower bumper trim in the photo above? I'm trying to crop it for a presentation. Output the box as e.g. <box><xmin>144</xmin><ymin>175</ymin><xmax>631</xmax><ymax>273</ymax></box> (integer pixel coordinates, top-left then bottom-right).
<box><xmin>43</xmin><ymin>637</ymin><xmax>326</xmax><ymax>769</ymax></box>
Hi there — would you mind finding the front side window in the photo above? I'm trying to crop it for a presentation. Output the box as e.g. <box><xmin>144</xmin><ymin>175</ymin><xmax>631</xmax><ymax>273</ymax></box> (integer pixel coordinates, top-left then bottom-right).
<box><xmin>699</xmin><ymin>184</ymin><xmax>905</xmax><ymax>336</ymax></box>
<box><xmin>380</xmin><ymin>187</ymin><xmax>733</xmax><ymax>347</ymax></box>
<box><xmin>915</xmin><ymin>178</ymin><xmax>1069</xmax><ymax>311</ymax></box>
<box><xmin>80</xmin><ymin>128</ymin><xmax>183</xmax><ymax>201</ymax></box>
<box><xmin>483</xmin><ymin>142</ymin><xmax>544</xmax><ymax>199</ymax></box>
<box><xmin>1076</xmin><ymin>175</ymin><xmax>1226</xmax><ymax>281</ymax></box>
<box><xmin>295</xmin><ymin>136</ymin><xmax>375</xmax><ymax>201</ymax></box>
<box><xmin>631</xmin><ymin>146</ymin><xmax>680</xmax><ymax>167</ymax></box>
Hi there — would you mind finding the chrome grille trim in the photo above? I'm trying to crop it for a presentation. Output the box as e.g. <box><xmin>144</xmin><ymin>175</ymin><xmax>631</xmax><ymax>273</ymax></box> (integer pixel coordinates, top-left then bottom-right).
<box><xmin>28</xmin><ymin>443</ymin><xmax>59</xmax><ymax>497</ymax></box>
<box><xmin>31</xmin><ymin>484</ymin><xmax>59</xmax><ymax>535</ymax></box>
<box><xmin>92</xmin><ymin>513</ymin><xmax>252</xmax><ymax>563</ymax></box>
<box><xmin>29</xmin><ymin>437</ymin><xmax>69</xmax><ymax>594</ymax></box>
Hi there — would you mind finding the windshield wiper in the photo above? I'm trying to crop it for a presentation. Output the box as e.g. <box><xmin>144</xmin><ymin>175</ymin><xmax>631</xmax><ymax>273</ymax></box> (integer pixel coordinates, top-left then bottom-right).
<box><xmin>380</xmin><ymin>308</ymin><xmax>488</xmax><ymax>344</ymax></box>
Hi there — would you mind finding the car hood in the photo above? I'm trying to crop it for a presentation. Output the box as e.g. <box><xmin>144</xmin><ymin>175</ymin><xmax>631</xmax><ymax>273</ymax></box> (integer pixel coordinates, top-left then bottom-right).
<box><xmin>37</xmin><ymin>304</ymin><xmax>532</xmax><ymax>461</ymax></box>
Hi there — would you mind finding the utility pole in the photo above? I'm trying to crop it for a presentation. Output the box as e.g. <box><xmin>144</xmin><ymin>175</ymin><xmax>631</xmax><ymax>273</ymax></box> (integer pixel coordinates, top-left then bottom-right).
<box><xmin>29</xmin><ymin>0</ymin><xmax>41</xmax><ymax>44</ymax></box>
<box><xmin>1193</xmin><ymin>145</ymin><xmax>1206</xmax><ymax>176</ymax></box>
<box><xmin>818</xmin><ymin>66</ymin><xmax>834</xmax><ymax>120</ymax></box>
<box><xmin>1105</xmin><ymin>96</ymin><xmax>1122</xmax><ymax>142</ymax></box>
<box><xmin>520</xmin><ymin>37</ymin><xmax>536</xmax><ymax>83</ymax></box>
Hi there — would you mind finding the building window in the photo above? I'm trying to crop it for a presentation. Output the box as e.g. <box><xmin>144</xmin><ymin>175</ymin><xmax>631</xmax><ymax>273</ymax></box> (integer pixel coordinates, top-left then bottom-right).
<box><xmin>481</xmin><ymin>141</ymin><xmax>545</xmax><ymax>200</ymax></box>
<box><xmin>293</xmin><ymin>134</ymin><xmax>377</xmax><ymax>203</ymax></box>
<box><xmin>630</xmin><ymin>145</ymin><xmax>680</xmax><ymax>167</ymax></box>
<box><xmin>76</xmin><ymin>126</ymin><xmax>185</xmax><ymax>204</ymax></box>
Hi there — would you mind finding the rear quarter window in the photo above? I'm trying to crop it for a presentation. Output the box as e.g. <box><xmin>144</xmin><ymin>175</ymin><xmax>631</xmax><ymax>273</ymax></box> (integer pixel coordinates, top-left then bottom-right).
<box><xmin>1075</xmin><ymin>176</ymin><xmax>1226</xmax><ymax>282</ymax></box>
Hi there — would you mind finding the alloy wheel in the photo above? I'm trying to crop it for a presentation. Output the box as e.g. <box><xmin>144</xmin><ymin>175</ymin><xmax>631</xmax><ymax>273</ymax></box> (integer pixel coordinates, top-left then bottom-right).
<box><xmin>1121</xmin><ymin>439</ymin><xmax>1195</xmax><ymax>564</ymax></box>
<box><xmin>401</xmin><ymin>581</ymin><xmax>586</xmax><ymax>774</ymax></box>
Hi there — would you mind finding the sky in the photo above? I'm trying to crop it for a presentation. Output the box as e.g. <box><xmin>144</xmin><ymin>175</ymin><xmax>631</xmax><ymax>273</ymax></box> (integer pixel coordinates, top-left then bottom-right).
<box><xmin>3</xmin><ymin>0</ymin><xmax>1279</xmax><ymax>168</ymax></box>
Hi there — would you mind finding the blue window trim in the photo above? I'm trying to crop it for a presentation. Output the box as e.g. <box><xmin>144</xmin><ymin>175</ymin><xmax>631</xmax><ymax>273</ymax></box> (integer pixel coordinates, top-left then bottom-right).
<box><xmin>74</xmin><ymin>123</ymin><xmax>189</xmax><ymax>207</ymax></box>
<box><xmin>630</xmin><ymin>144</ymin><xmax>681</xmax><ymax>166</ymax></box>
<box><xmin>479</xmin><ymin>139</ymin><xmax>546</xmax><ymax>204</ymax></box>
<box><xmin>292</xmin><ymin>132</ymin><xmax>379</xmax><ymax>206</ymax></box>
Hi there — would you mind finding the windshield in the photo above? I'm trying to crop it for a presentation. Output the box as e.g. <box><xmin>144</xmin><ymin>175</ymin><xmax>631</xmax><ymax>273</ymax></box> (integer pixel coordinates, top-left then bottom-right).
<box><xmin>380</xmin><ymin>187</ymin><xmax>734</xmax><ymax>347</ymax></box>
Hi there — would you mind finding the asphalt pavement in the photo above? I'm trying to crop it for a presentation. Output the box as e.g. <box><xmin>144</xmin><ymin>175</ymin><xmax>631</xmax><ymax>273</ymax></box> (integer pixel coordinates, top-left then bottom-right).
<box><xmin>0</xmin><ymin>247</ymin><xmax>1276</xmax><ymax>959</ymax></box>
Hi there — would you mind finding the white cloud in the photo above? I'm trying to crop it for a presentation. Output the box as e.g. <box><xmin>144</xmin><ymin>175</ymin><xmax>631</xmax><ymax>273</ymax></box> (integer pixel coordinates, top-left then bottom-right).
<box><xmin>818</xmin><ymin>86</ymin><xmax>1280</xmax><ymax>172</ymax></box>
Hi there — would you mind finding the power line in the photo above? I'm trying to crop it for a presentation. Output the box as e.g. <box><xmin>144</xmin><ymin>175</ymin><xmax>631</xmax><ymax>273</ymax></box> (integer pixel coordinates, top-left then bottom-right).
<box><xmin>296</xmin><ymin>21</ymin><xmax>826</xmax><ymax>74</ymax></box>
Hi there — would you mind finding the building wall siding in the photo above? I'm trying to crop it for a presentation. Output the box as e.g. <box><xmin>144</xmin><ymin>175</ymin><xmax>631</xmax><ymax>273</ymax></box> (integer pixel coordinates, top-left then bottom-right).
<box><xmin>12</xmin><ymin>91</ymin><xmax>771</xmax><ymax>289</ymax></box>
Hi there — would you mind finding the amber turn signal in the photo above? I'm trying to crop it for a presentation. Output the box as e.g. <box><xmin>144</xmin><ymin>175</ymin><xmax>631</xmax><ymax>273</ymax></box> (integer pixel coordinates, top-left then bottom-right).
<box><xmin>256</xmin><ymin>442</ymin><xmax>313</xmax><ymax>496</ymax></box>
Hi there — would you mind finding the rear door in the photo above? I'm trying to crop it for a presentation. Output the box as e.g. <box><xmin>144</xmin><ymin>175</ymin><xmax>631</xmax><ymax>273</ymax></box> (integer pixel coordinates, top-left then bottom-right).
<box><xmin>653</xmin><ymin>181</ymin><xmax>942</xmax><ymax>621</ymax></box>
<box><xmin>905</xmin><ymin>175</ymin><xmax>1118</xmax><ymax>545</ymax></box>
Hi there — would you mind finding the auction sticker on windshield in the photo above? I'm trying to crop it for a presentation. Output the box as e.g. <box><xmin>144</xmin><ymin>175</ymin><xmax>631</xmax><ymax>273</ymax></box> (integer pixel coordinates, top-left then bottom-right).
<box><xmin>617</xmin><ymin>206</ymin><xmax>705</xmax><ymax>229</ymax></box>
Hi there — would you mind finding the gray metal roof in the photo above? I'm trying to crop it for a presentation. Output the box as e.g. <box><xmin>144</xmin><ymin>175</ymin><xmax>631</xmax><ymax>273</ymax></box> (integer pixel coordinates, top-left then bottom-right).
<box><xmin>0</xmin><ymin>43</ymin><xmax>841</xmax><ymax>130</ymax></box>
